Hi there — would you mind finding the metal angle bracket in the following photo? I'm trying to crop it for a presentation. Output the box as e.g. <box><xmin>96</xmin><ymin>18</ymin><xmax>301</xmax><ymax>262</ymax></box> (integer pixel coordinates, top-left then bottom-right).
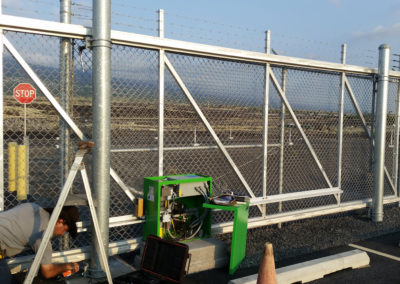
<box><xmin>78</xmin><ymin>36</ymin><xmax>92</xmax><ymax>72</ymax></box>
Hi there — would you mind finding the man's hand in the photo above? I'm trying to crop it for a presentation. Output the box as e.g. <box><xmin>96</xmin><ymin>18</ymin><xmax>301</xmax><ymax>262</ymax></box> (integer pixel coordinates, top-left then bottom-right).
<box><xmin>40</xmin><ymin>262</ymin><xmax>79</xmax><ymax>279</ymax></box>
<box><xmin>69</xmin><ymin>262</ymin><xmax>79</xmax><ymax>274</ymax></box>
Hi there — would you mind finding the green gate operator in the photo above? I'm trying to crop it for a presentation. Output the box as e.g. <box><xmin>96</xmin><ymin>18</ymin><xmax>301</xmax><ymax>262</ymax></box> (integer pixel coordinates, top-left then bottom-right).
<box><xmin>143</xmin><ymin>174</ymin><xmax>212</xmax><ymax>241</ymax></box>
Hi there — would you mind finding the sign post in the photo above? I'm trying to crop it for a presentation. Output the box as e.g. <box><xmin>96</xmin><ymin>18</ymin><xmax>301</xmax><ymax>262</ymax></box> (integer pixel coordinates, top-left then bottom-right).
<box><xmin>13</xmin><ymin>83</ymin><xmax>36</xmax><ymax>138</ymax></box>
<box><xmin>13</xmin><ymin>83</ymin><xmax>35</xmax><ymax>200</ymax></box>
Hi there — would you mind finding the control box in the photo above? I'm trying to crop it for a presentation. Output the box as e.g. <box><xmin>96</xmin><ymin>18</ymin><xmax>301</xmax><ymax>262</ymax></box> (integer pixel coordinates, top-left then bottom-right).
<box><xmin>143</xmin><ymin>174</ymin><xmax>212</xmax><ymax>241</ymax></box>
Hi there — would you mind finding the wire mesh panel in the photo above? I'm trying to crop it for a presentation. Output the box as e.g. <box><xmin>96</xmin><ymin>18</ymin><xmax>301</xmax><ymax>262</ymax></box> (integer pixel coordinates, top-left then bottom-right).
<box><xmin>2</xmin><ymin>20</ymin><xmax>400</xmax><ymax>263</ymax></box>
<box><xmin>3</xmin><ymin>31</ymin><xmax>88</xmax><ymax>251</ymax></box>
<box><xmin>384</xmin><ymin>78</ymin><xmax>400</xmax><ymax>195</ymax></box>
<box><xmin>340</xmin><ymin>74</ymin><xmax>375</xmax><ymax>201</ymax></box>
<box><xmin>163</xmin><ymin>53</ymin><xmax>265</xmax><ymax>198</ymax></box>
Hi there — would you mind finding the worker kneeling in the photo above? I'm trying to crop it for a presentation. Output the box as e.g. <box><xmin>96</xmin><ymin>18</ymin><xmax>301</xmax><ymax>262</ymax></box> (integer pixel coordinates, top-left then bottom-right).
<box><xmin>0</xmin><ymin>203</ymin><xmax>80</xmax><ymax>283</ymax></box>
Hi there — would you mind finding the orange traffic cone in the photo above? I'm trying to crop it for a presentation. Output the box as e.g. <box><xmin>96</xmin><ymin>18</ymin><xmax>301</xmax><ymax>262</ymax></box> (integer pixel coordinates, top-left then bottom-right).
<box><xmin>256</xmin><ymin>242</ymin><xmax>277</xmax><ymax>284</ymax></box>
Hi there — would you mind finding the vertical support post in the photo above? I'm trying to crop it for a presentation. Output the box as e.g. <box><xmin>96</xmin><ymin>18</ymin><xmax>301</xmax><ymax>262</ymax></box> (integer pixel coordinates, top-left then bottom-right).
<box><xmin>90</xmin><ymin>0</ymin><xmax>112</xmax><ymax>277</ymax></box>
<box><xmin>262</xmin><ymin>30</ymin><xmax>271</xmax><ymax>216</ymax></box>
<box><xmin>337</xmin><ymin>44</ymin><xmax>346</xmax><ymax>199</ymax></box>
<box><xmin>372</xmin><ymin>44</ymin><xmax>391</xmax><ymax>222</ymax></box>
<box><xmin>395</xmin><ymin>75</ymin><xmax>400</xmax><ymax>203</ymax></box>
<box><xmin>0</xmin><ymin>0</ymin><xmax>4</xmax><ymax>211</ymax></box>
<box><xmin>278</xmin><ymin>68</ymin><xmax>286</xmax><ymax>224</ymax></box>
<box><xmin>394</xmin><ymin>82</ymin><xmax>400</xmax><ymax>195</ymax></box>
<box><xmin>60</xmin><ymin>0</ymin><xmax>72</xmax><ymax>188</ymax></box>
<box><xmin>265</xmin><ymin>30</ymin><xmax>271</xmax><ymax>55</ymax></box>
<box><xmin>158</xmin><ymin>9</ymin><xmax>165</xmax><ymax>177</ymax></box>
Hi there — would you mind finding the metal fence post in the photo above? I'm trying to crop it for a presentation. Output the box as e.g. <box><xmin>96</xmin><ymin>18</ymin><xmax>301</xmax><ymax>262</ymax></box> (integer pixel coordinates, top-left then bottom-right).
<box><xmin>395</xmin><ymin>75</ymin><xmax>400</xmax><ymax>204</ymax></box>
<box><xmin>60</xmin><ymin>0</ymin><xmax>72</xmax><ymax>193</ymax></box>
<box><xmin>90</xmin><ymin>0</ymin><xmax>112</xmax><ymax>277</ymax></box>
<box><xmin>278</xmin><ymin>68</ymin><xmax>286</xmax><ymax>222</ymax></box>
<box><xmin>262</xmin><ymin>30</ymin><xmax>271</xmax><ymax>217</ymax></box>
<box><xmin>337</xmin><ymin>44</ymin><xmax>346</xmax><ymax>193</ymax></box>
<box><xmin>394</xmin><ymin>80</ymin><xmax>400</xmax><ymax>197</ymax></box>
<box><xmin>158</xmin><ymin>9</ymin><xmax>165</xmax><ymax>177</ymax></box>
<box><xmin>372</xmin><ymin>44</ymin><xmax>391</xmax><ymax>222</ymax></box>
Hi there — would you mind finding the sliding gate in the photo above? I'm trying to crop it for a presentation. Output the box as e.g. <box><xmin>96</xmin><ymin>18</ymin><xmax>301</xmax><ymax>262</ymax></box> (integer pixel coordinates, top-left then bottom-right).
<box><xmin>1</xmin><ymin>13</ymin><xmax>400</xmax><ymax>266</ymax></box>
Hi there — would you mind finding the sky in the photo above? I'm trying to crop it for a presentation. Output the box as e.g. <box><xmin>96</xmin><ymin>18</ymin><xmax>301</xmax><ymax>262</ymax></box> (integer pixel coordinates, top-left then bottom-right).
<box><xmin>112</xmin><ymin>0</ymin><xmax>400</xmax><ymax>66</ymax></box>
<box><xmin>2</xmin><ymin>0</ymin><xmax>400</xmax><ymax>66</ymax></box>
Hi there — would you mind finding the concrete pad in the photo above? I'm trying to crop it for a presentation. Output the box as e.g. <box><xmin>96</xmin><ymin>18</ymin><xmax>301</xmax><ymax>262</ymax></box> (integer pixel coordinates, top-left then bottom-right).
<box><xmin>187</xmin><ymin>238</ymin><xmax>229</xmax><ymax>274</ymax></box>
<box><xmin>229</xmin><ymin>249</ymin><xmax>370</xmax><ymax>284</ymax></box>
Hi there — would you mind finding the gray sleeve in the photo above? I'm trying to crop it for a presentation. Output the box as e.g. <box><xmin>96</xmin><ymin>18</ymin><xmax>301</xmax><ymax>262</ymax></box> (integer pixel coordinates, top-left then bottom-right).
<box><xmin>40</xmin><ymin>241</ymin><xmax>53</xmax><ymax>265</ymax></box>
<box><xmin>32</xmin><ymin>237</ymin><xmax>53</xmax><ymax>265</ymax></box>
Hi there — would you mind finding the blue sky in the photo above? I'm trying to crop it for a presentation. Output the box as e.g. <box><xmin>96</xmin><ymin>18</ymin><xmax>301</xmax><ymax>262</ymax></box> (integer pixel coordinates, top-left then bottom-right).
<box><xmin>3</xmin><ymin>0</ymin><xmax>400</xmax><ymax>66</ymax></box>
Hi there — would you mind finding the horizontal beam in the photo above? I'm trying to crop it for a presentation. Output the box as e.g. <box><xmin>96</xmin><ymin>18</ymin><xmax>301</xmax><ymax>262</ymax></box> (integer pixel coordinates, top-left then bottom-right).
<box><xmin>8</xmin><ymin>238</ymin><xmax>141</xmax><ymax>274</ymax></box>
<box><xmin>10</xmin><ymin>196</ymin><xmax>400</xmax><ymax>273</ymax></box>
<box><xmin>250</xmin><ymin>188</ymin><xmax>342</xmax><ymax>205</ymax></box>
<box><xmin>111</xmin><ymin>143</ymin><xmax>281</xmax><ymax>153</ymax></box>
<box><xmin>213</xmin><ymin>195</ymin><xmax>400</xmax><ymax>234</ymax></box>
<box><xmin>0</xmin><ymin>15</ymin><xmax>89</xmax><ymax>39</ymax></box>
<box><xmin>3</xmin><ymin>15</ymin><xmax>400</xmax><ymax>77</ymax></box>
<box><xmin>112</xmin><ymin>29</ymin><xmax>380</xmax><ymax>75</ymax></box>
<box><xmin>77</xmin><ymin>214</ymin><xmax>143</xmax><ymax>233</ymax></box>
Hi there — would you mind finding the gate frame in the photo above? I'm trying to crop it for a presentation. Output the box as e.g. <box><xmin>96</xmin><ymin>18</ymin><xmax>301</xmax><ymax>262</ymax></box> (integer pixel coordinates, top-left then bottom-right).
<box><xmin>1</xmin><ymin>13</ymin><xmax>400</xmax><ymax>270</ymax></box>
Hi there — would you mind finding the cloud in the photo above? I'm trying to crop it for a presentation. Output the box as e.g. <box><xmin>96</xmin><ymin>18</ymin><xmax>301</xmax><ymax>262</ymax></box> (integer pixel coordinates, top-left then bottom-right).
<box><xmin>353</xmin><ymin>22</ymin><xmax>400</xmax><ymax>40</ymax></box>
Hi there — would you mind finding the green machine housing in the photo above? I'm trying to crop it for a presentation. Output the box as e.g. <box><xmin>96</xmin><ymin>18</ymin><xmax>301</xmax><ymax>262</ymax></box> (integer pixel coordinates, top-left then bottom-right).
<box><xmin>143</xmin><ymin>174</ymin><xmax>212</xmax><ymax>241</ymax></box>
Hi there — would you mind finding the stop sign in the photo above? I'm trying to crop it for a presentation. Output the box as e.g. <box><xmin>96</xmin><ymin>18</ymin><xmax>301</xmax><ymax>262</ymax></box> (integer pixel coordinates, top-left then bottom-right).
<box><xmin>13</xmin><ymin>83</ymin><xmax>36</xmax><ymax>104</ymax></box>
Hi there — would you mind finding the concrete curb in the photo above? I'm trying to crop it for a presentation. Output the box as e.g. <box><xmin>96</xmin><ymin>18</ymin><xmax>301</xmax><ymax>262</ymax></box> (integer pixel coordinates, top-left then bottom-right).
<box><xmin>229</xmin><ymin>249</ymin><xmax>370</xmax><ymax>284</ymax></box>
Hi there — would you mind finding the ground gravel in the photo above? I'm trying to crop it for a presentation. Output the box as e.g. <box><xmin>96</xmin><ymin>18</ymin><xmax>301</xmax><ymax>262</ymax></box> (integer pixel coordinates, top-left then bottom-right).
<box><xmin>217</xmin><ymin>205</ymin><xmax>400</xmax><ymax>268</ymax></box>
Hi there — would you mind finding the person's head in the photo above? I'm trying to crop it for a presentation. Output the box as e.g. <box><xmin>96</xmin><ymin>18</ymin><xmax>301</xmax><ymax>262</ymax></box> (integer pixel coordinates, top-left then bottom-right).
<box><xmin>52</xmin><ymin>206</ymin><xmax>79</xmax><ymax>238</ymax></box>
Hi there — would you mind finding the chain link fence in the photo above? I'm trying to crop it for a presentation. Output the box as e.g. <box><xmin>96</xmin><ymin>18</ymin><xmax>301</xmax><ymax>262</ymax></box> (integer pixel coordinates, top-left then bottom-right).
<box><xmin>2</xmin><ymin>28</ymin><xmax>399</xmax><ymax>257</ymax></box>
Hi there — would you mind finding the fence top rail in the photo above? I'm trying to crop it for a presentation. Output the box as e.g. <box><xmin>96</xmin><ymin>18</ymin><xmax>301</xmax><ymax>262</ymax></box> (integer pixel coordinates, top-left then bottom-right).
<box><xmin>2</xmin><ymin>14</ymin><xmax>400</xmax><ymax>78</ymax></box>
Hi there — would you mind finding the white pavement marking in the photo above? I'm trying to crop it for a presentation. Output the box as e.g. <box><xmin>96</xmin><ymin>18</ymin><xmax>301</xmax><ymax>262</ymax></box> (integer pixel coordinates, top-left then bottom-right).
<box><xmin>349</xmin><ymin>243</ymin><xmax>400</xmax><ymax>262</ymax></box>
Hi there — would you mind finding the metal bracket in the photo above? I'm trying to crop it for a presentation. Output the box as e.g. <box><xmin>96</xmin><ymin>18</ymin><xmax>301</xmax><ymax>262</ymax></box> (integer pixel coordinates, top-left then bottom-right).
<box><xmin>78</xmin><ymin>37</ymin><xmax>92</xmax><ymax>72</ymax></box>
<box><xmin>84</xmin><ymin>36</ymin><xmax>92</xmax><ymax>49</ymax></box>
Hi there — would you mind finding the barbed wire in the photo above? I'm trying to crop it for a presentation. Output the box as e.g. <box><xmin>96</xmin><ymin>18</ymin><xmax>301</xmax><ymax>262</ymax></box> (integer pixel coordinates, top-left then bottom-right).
<box><xmin>27</xmin><ymin>0</ymin><xmax>57</xmax><ymax>6</ymax></box>
<box><xmin>111</xmin><ymin>11</ymin><xmax>156</xmax><ymax>24</ymax></box>
<box><xmin>2</xmin><ymin>0</ymin><xmax>386</xmax><ymax>67</ymax></box>
<box><xmin>71</xmin><ymin>2</ymin><xmax>91</xmax><ymax>11</ymax></box>
<box><xmin>3</xmin><ymin>4</ymin><xmax>59</xmax><ymax>19</ymax></box>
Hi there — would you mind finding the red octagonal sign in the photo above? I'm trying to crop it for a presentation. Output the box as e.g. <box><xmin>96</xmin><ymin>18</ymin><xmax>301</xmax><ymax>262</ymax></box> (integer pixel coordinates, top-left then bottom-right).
<box><xmin>13</xmin><ymin>83</ymin><xmax>36</xmax><ymax>104</ymax></box>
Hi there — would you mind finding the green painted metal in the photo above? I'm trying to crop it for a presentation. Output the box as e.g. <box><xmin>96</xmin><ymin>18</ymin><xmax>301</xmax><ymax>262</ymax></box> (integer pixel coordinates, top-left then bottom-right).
<box><xmin>143</xmin><ymin>174</ymin><xmax>212</xmax><ymax>240</ymax></box>
<box><xmin>203</xmin><ymin>202</ymin><xmax>249</xmax><ymax>275</ymax></box>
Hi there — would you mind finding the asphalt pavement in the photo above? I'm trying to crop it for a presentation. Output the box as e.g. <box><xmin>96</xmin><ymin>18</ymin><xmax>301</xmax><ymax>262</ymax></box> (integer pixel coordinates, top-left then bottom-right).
<box><xmin>184</xmin><ymin>231</ymin><xmax>400</xmax><ymax>284</ymax></box>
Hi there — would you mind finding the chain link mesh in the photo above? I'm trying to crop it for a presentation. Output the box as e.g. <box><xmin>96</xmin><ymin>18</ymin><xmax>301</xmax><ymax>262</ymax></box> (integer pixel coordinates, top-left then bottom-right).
<box><xmin>2</xmin><ymin>29</ymin><xmax>399</xmax><ymax>256</ymax></box>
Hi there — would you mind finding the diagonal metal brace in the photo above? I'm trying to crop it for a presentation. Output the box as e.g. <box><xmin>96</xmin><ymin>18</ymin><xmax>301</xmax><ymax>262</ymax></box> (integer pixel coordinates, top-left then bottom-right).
<box><xmin>23</xmin><ymin>148</ymin><xmax>113</xmax><ymax>284</ymax></box>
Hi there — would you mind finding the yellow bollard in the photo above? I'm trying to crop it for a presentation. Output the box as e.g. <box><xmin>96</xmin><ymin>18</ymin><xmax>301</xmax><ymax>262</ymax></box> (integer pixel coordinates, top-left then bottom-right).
<box><xmin>134</xmin><ymin>198</ymin><xmax>144</xmax><ymax>218</ymax></box>
<box><xmin>8</xmin><ymin>142</ymin><xmax>18</xmax><ymax>192</ymax></box>
<box><xmin>17</xmin><ymin>144</ymin><xmax>27</xmax><ymax>200</ymax></box>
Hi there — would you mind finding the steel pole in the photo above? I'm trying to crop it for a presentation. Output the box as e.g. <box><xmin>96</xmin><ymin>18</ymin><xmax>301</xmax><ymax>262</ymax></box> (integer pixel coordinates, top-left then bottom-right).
<box><xmin>158</xmin><ymin>9</ymin><xmax>165</xmax><ymax>177</ymax></box>
<box><xmin>262</xmin><ymin>30</ymin><xmax>271</xmax><ymax>217</ymax></box>
<box><xmin>90</xmin><ymin>0</ymin><xmax>112</xmax><ymax>277</ymax></box>
<box><xmin>60</xmin><ymin>0</ymin><xmax>72</xmax><ymax>191</ymax></box>
<box><xmin>278</xmin><ymin>68</ymin><xmax>286</xmax><ymax>221</ymax></box>
<box><xmin>372</xmin><ymin>44</ymin><xmax>390</xmax><ymax>222</ymax></box>
<box><xmin>395</xmin><ymin>77</ymin><xmax>400</xmax><ymax>205</ymax></box>
<box><xmin>394</xmin><ymin>81</ymin><xmax>400</xmax><ymax>195</ymax></box>
<box><xmin>337</xmin><ymin>44</ymin><xmax>346</xmax><ymax>192</ymax></box>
